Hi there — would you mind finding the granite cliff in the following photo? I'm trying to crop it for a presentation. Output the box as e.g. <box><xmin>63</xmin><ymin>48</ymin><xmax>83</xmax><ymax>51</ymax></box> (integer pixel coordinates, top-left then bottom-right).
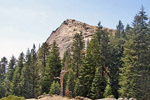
<box><xmin>46</xmin><ymin>19</ymin><xmax>115</xmax><ymax>58</ymax></box>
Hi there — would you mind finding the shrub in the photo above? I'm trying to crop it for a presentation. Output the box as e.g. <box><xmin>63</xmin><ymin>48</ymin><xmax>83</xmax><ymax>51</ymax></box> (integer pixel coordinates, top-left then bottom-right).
<box><xmin>108</xmin><ymin>95</ymin><xmax>115</xmax><ymax>98</ymax></box>
<box><xmin>104</xmin><ymin>83</ymin><xmax>112</xmax><ymax>98</ymax></box>
<box><xmin>49</xmin><ymin>81</ymin><xmax>60</xmax><ymax>95</ymax></box>
<box><xmin>0</xmin><ymin>95</ymin><xmax>25</xmax><ymax>100</ymax></box>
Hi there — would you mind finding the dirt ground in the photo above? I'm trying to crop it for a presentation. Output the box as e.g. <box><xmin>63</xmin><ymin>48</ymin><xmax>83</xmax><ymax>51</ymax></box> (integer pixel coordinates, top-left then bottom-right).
<box><xmin>26</xmin><ymin>95</ymin><xmax>75</xmax><ymax>100</ymax></box>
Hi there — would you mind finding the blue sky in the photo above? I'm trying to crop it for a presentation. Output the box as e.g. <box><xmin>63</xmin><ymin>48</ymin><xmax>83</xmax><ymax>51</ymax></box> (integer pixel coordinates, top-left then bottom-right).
<box><xmin>0</xmin><ymin>0</ymin><xmax>150</xmax><ymax>60</ymax></box>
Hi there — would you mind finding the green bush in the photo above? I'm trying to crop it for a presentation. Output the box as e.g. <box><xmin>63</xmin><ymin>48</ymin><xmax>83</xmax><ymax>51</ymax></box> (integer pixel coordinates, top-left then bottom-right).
<box><xmin>107</xmin><ymin>95</ymin><xmax>115</xmax><ymax>98</ymax></box>
<box><xmin>0</xmin><ymin>95</ymin><xmax>25</xmax><ymax>100</ymax></box>
<box><xmin>104</xmin><ymin>83</ymin><xmax>112</xmax><ymax>98</ymax></box>
<box><xmin>49</xmin><ymin>81</ymin><xmax>60</xmax><ymax>95</ymax></box>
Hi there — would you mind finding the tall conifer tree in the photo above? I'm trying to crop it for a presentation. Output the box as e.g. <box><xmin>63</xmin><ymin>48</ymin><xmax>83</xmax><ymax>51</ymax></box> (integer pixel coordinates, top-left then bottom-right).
<box><xmin>42</xmin><ymin>40</ymin><xmax>61</xmax><ymax>93</ymax></box>
<box><xmin>11</xmin><ymin>52</ymin><xmax>24</xmax><ymax>96</ymax></box>
<box><xmin>119</xmin><ymin>7</ymin><xmax>150</xmax><ymax>100</ymax></box>
<box><xmin>72</xmin><ymin>33</ymin><xmax>84</xmax><ymax>78</ymax></box>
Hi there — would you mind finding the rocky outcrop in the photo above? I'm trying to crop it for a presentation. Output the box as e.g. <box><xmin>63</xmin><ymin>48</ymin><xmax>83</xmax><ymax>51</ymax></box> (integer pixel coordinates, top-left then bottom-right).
<box><xmin>46</xmin><ymin>19</ymin><xmax>115</xmax><ymax>58</ymax></box>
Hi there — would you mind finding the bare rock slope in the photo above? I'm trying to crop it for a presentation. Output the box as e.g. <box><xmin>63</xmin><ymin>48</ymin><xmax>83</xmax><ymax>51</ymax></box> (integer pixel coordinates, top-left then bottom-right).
<box><xmin>46</xmin><ymin>19</ymin><xmax>115</xmax><ymax>58</ymax></box>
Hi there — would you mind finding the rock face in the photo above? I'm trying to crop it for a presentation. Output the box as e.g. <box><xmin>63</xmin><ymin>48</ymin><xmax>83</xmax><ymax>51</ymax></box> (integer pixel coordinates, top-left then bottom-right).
<box><xmin>46</xmin><ymin>19</ymin><xmax>115</xmax><ymax>58</ymax></box>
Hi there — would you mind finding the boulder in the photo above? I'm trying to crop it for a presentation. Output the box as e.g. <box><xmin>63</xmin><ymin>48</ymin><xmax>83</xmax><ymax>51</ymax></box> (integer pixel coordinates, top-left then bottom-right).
<box><xmin>124</xmin><ymin>98</ymin><xmax>128</xmax><ymax>100</ymax></box>
<box><xmin>117</xmin><ymin>98</ymin><xmax>124</xmax><ymax>100</ymax></box>
<box><xmin>129</xmin><ymin>98</ymin><xmax>137</xmax><ymax>100</ymax></box>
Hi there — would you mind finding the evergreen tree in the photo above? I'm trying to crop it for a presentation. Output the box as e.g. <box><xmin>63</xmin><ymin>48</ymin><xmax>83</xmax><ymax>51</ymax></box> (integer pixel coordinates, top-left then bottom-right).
<box><xmin>108</xmin><ymin>19</ymin><xmax>127</xmax><ymax>98</ymax></box>
<box><xmin>90</xmin><ymin>68</ymin><xmax>103</xmax><ymax>99</ymax></box>
<box><xmin>30</xmin><ymin>44</ymin><xmax>40</xmax><ymax>97</ymax></box>
<box><xmin>42</xmin><ymin>41</ymin><xmax>61</xmax><ymax>93</ymax></box>
<box><xmin>132</xmin><ymin>7</ymin><xmax>150</xmax><ymax>100</ymax></box>
<box><xmin>79</xmin><ymin>38</ymin><xmax>100</xmax><ymax>97</ymax></box>
<box><xmin>49</xmin><ymin>81</ymin><xmax>60</xmax><ymax>95</ymax></box>
<box><xmin>73</xmin><ymin>78</ymin><xmax>81</xmax><ymax>97</ymax></box>
<box><xmin>109</xmin><ymin>38</ymin><xmax>123</xmax><ymax>98</ymax></box>
<box><xmin>7</xmin><ymin>56</ymin><xmax>16</xmax><ymax>82</ymax></box>
<box><xmin>37</xmin><ymin>42</ymin><xmax>50</xmax><ymax>77</ymax></box>
<box><xmin>79</xmin><ymin>22</ymin><xmax>110</xmax><ymax>98</ymax></box>
<box><xmin>65</xmin><ymin>70</ymin><xmax>75</xmax><ymax>93</ymax></box>
<box><xmin>119</xmin><ymin>7</ymin><xmax>150</xmax><ymax>100</ymax></box>
<box><xmin>95</xmin><ymin>22</ymin><xmax>110</xmax><ymax>79</ymax></box>
<box><xmin>116</xmin><ymin>20</ymin><xmax>125</xmax><ymax>38</ymax></box>
<box><xmin>125</xmin><ymin>24</ymin><xmax>131</xmax><ymax>32</ymax></box>
<box><xmin>11</xmin><ymin>52</ymin><xmax>24</xmax><ymax>96</ymax></box>
<box><xmin>0</xmin><ymin>57</ymin><xmax>8</xmax><ymax>98</ymax></box>
<box><xmin>104</xmin><ymin>78</ymin><xmax>112</xmax><ymax>98</ymax></box>
<box><xmin>0</xmin><ymin>57</ymin><xmax>8</xmax><ymax>83</ymax></box>
<box><xmin>5</xmin><ymin>56</ymin><xmax>16</xmax><ymax>96</ymax></box>
<box><xmin>36</xmin><ymin>43</ymin><xmax>50</xmax><ymax>94</ymax></box>
<box><xmin>119</xmin><ymin>35</ymin><xmax>139</xmax><ymax>98</ymax></box>
<box><xmin>20</xmin><ymin>49</ymin><xmax>32</xmax><ymax>98</ymax></box>
<box><xmin>94</xmin><ymin>22</ymin><xmax>110</xmax><ymax>94</ymax></box>
<box><xmin>72</xmin><ymin>33</ymin><xmax>84</xmax><ymax>78</ymax></box>
<box><xmin>132</xmin><ymin>6</ymin><xmax>148</xmax><ymax>34</ymax></box>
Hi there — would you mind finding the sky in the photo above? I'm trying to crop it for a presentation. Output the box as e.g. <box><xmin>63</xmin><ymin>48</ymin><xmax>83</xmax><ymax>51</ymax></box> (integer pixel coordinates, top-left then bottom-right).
<box><xmin>0</xmin><ymin>0</ymin><xmax>150</xmax><ymax>60</ymax></box>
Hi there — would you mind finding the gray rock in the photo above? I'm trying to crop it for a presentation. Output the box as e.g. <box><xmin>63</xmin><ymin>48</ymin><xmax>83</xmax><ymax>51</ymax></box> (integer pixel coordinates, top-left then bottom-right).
<box><xmin>117</xmin><ymin>98</ymin><xmax>124</xmax><ymax>100</ymax></box>
<box><xmin>124</xmin><ymin>98</ymin><xmax>128</xmax><ymax>100</ymax></box>
<box><xmin>129</xmin><ymin>98</ymin><xmax>137</xmax><ymax>100</ymax></box>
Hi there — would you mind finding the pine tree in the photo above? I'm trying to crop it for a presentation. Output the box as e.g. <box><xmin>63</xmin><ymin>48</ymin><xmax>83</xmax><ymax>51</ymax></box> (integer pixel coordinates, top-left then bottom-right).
<box><xmin>5</xmin><ymin>56</ymin><xmax>16</xmax><ymax>96</ymax></box>
<box><xmin>116</xmin><ymin>20</ymin><xmax>125</xmax><ymax>38</ymax></box>
<box><xmin>11</xmin><ymin>52</ymin><xmax>24</xmax><ymax>96</ymax></box>
<box><xmin>119</xmin><ymin>35</ymin><xmax>139</xmax><ymax>98</ymax></box>
<box><xmin>37</xmin><ymin>42</ymin><xmax>50</xmax><ymax>77</ymax></box>
<box><xmin>104</xmin><ymin>78</ymin><xmax>112</xmax><ymax>98</ymax></box>
<box><xmin>108</xmin><ymin>19</ymin><xmax>127</xmax><ymax>98</ymax></box>
<box><xmin>20</xmin><ymin>49</ymin><xmax>32</xmax><ymax>98</ymax></box>
<box><xmin>108</xmin><ymin>38</ymin><xmax>123</xmax><ymax>98</ymax></box>
<box><xmin>0</xmin><ymin>57</ymin><xmax>8</xmax><ymax>98</ymax></box>
<box><xmin>36</xmin><ymin>43</ymin><xmax>50</xmax><ymax>94</ymax></box>
<box><xmin>49</xmin><ymin>81</ymin><xmax>60</xmax><ymax>95</ymax></box>
<box><xmin>0</xmin><ymin>57</ymin><xmax>7</xmax><ymax>75</ymax></box>
<box><xmin>72</xmin><ymin>32</ymin><xmax>84</xmax><ymax>78</ymax></box>
<box><xmin>55</xmin><ymin>81</ymin><xmax>60</xmax><ymax>95</ymax></box>
<box><xmin>65</xmin><ymin>70</ymin><xmax>75</xmax><ymax>93</ymax></box>
<box><xmin>90</xmin><ymin>68</ymin><xmax>103</xmax><ymax>99</ymax></box>
<box><xmin>30</xmin><ymin>44</ymin><xmax>40</xmax><ymax>97</ymax></box>
<box><xmin>132</xmin><ymin>7</ymin><xmax>150</xmax><ymax>100</ymax></box>
<box><xmin>42</xmin><ymin>40</ymin><xmax>61</xmax><ymax>94</ymax></box>
<box><xmin>7</xmin><ymin>56</ymin><xmax>16</xmax><ymax>82</ymax></box>
<box><xmin>94</xmin><ymin>22</ymin><xmax>110</xmax><ymax>95</ymax></box>
<box><xmin>119</xmin><ymin>7</ymin><xmax>150</xmax><ymax>100</ymax></box>
<box><xmin>125</xmin><ymin>24</ymin><xmax>131</xmax><ymax>32</ymax></box>
<box><xmin>132</xmin><ymin>6</ymin><xmax>148</xmax><ymax>34</ymax></box>
<box><xmin>79</xmin><ymin>39</ymin><xmax>99</xmax><ymax>97</ymax></box>
<box><xmin>79</xmin><ymin>22</ymin><xmax>110</xmax><ymax>98</ymax></box>
<box><xmin>95</xmin><ymin>22</ymin><xmax>110</xmax><ymax>79</ymax></box>
<box><xmin>73</xmin><ymin>78</ymin><xmax>81</xmax><ymax>97</ymax></box>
